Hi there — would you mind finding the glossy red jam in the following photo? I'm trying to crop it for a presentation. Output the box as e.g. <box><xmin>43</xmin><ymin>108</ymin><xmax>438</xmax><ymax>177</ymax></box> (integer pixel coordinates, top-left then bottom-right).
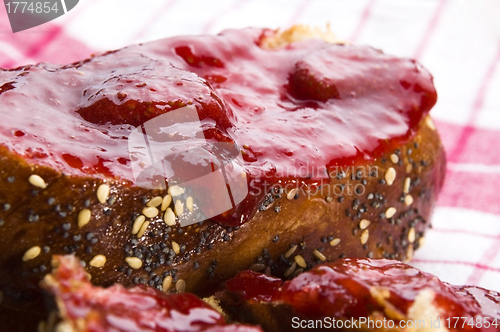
<box><xmin>225</xmin><ymin>259</ymin><xmax>500</xmax><ymax>331</ymax></box>
<box><xmin>45</xmin><ymin>255</ymin><xmax>262</xmax><ymax>332</ymax></box>
<box><xmin>0</xmin><ymin>28</ymin><xmax>437</xmax><ymax>226</ymax></box>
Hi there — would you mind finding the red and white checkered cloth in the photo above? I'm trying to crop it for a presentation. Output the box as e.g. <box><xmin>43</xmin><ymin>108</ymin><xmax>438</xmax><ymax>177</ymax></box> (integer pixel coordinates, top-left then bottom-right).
<box><xmin>1</xmin><ymin>0</ymin><xmax>499</xmax><ymax>291</ymax></box>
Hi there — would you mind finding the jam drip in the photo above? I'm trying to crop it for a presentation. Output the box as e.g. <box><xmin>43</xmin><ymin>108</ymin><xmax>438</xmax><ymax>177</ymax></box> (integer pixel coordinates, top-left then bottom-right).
<box><xmin>0</xmin><ymin>28</ymin><xmax>437</xmax><ymax>226</ymax></box>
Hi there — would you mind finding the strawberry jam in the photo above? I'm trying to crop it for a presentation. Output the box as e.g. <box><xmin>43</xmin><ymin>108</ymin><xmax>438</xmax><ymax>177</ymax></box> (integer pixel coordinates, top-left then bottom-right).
<box><xmin>44</xmin><ymin>255</ymin><xmax>262</xmax><ymax>332</ymax></box>
<box><xmin>0</xmin><ymin>28</ymin><xmax>437</xmax><ymax>226</ymax></box>
<box><xmin>224</xmin><ymin>259</ymin><xmax>500</xmax><ymax>331</ymax></box>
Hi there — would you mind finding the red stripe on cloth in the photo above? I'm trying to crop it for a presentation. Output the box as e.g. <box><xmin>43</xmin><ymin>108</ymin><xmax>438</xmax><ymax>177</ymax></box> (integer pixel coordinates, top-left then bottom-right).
<box><xmin>412</xmin><ymin>0</ymin><xmax>448</xmax><ymax>61</ymax></box>
<box><xmin>0</xmin><ymin>2</ymin><xmax>95</xmax><ymax>68</ymax></box>
<box><xmin>131</xmin><ymin>0</ymin><xmax>179</xmax><ymax>42</ymax></box>
<box><xmin>450</xmin><ymin>128</ymin><xmax>500</xmax><ymax>165</ymax></box>
<box><xmin>447</xmin><ymin>42</ymin><xmax>500</xmax><ymax>163</ymax></box>
<box><xmin>435</xmin><ymin>120</ymin><xmax>500</xmax><ymax>165</ymax></box>
<box><xmin>438</xmin><ymin>170</ymin><xmax>500</xmax><ymax>215</ymax></box>
<box><xmin>203</xmin><ymin>0</ymin><xmax>251</xmax><ymax>33</ymax></box>
<box><xmin>431</xmin><ymin>228</ymin><xmax>500</xmax><ymax>240</ymax></box>
<box><xmin>466</xmin><ymin>239</ymin><xmax>500</xmax><ymax>285</ymax></box>
<box><xmin>349</xmin><ymin>0</ymin><xmax>376</xmax><ymax>42</ymax></box>
<box><xmin>286</xmin><ymin>0</ymin><xmax>314</xmax><ymax>27</ymax></box>
<box><xmin>0</xmin><ymin>47</ymin><xmax>29</xmax><ymax>69</ymax></box>
<box><xmin>25</xmin><ymin>25</ymin><xmax>63</xmax><ymax>58</ymax></box>
<box><xmin>412</xmin><ymin>258</ymin><xmax>500</xmax><ymax>274</ymax></box>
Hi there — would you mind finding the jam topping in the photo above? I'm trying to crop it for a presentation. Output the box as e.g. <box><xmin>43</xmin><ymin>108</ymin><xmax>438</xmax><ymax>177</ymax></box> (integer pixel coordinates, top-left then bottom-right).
<box><xmin>225</xmin><ymin>259</ymin><xmax>500</xmax><ymax>330</ymax></box>
<box><xmin>0</xmin><ymin>28</ymin><xmax>437</xmax><ymax>226</ymax></box>
<box><xmin>77</xmin><ymin>58</ymin><xmax>231</xmax><ymax>129</ymax></box>
<box><xmin>43</xmin><ymin>255</ymin><xmax>263</xmax><ymax>332</ymax></box>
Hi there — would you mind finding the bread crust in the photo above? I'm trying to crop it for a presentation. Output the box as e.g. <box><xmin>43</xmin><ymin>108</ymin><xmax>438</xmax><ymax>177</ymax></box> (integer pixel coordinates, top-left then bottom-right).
<box><xmin>0</xmin><ymin>26</ymin><xmax>445</xmax><ymax>330</ymax></box>
<box><xmin>0</xmin><ymin>115</ymin><xmax>445</xmax><ymax>328</ymax></box>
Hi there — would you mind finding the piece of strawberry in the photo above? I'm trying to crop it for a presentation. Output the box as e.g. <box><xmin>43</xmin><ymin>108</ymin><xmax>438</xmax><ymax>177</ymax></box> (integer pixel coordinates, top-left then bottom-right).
<box><xmin>76</xmin><ymin>55</ymin><xmax>231</xmax><ymax>129</ymax></box>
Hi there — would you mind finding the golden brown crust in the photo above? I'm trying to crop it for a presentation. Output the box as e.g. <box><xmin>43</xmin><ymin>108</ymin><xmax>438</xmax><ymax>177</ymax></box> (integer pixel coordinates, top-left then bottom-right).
<box><xmin>0</xmin><ymin>115</ymin><xmax>445</xmax><ymax>331</ymax></box>
<box><xmin>0</xmin><ymin>26</ymin><xmax>445</xmax><ymax>331</ymax></box>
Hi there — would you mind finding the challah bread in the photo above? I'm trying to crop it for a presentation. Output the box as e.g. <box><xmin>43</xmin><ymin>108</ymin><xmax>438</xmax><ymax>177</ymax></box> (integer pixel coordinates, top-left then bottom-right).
<box><xmin>0</xmin><ymin>26</ymin><xmax>445</xmax><ymax>331</ymax></box>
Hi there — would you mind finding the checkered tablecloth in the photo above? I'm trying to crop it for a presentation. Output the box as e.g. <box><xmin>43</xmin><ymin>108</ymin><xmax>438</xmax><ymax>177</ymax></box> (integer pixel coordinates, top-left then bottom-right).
<box><xmin>1</xmin><ymin>0</ymin><xmax>499</xmax><ymax>292</ymax></box>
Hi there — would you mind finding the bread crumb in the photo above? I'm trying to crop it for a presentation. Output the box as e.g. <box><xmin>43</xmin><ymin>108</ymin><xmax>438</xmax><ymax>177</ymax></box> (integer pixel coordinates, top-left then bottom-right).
<box><xmin>203</xmin><ymin>296</ymin><xmax>230</xmax><ymax>321</ymax></box>
<box><xmin>261</xmin><ymin>24</ymin><xmax>342</xmax><ymax>49</ymax></box>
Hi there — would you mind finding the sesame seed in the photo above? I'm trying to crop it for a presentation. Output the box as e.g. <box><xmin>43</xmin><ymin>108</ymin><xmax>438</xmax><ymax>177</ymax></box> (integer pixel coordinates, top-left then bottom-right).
<box><xmin>142</xmin><ymin>207</ymin><xmax>159</xmax><ymax>219</ymax></box>
<box><xmin>359</xmin><ymin>219</ymin><xmax>371</xmax><ymax>230</ymax></box>
<box><xmin>404</xmin><ymin>195</ymin><xmax>414</xmax><ymax>206</ymax></box>
<box><xmin>89</xmin><ymin>255</ymin><xmax>106</xmax><ymax>268</ymax></box>
<box><xmin>186</xmin><ymin>196</ymin><xmax>194</xmax><ymax>212</ymax></box>
<box><xmin>174</xmin><ymin>200</ymin><xmax>184</xmax><ymax>216</ymax></box>
<box><xmin>163</xmin><ymin>276</ymin><xmax>173</xmax><ymax>292</ymax></box>
<box><xmin>425</xmin><ymin>116</ymin><xmax>436</xmax><ymax>130</ymax></box>
<box><xmin>169</xmin><ymin>185</ymin><xmax>185</xmax><ymax>197</ymax></box>
<box><xmin>172</xmin><ymin>241</ymin><xmax>180</xmax><ymax>255</ymax></box>
<box><xmin>146</xmin><ymin>196</ymin><xmax>163</xmax><ymax>208</ymax></box>
<box><xmin>287</xmin><ymin>188</ymin><xmax>298</xmax><ymax>200</ymax></box>
<box><xmin>406</xmin><ymin>163</ymin><xmax>413</xmax><ymax>173</ymax></box>
<box><xmin>78</xmin><ymin>209</ymin><xmax>91</xmax><ymax>228</ymax></box>
<box><xmin>176</xmin><ymin>279</ymin><xmax>186</xmax><ymax>293</ymax></box>
<box><xmin>22</xmin><ymin>246</ymin><xmax>41</xmax><ymax>261</ymax></box>
<box><xmin>294</xmin><ymin>255</ymin><xmax>307</xmax><ymax>268</ymax></box>
<box><xmin>330</xmin><ymin>238</ymin><xmax>340</xmax><ymax>247</ymax></box>
<box><xmin>284</xmin><ymin>245</ymin><xmax>297</xmax><ymax>258</ymax></box>
<box><xmin>406</xmin><ymin>246</ymin><xmax>414</xmax><ymax>262</ymax></box>
<box><xmin>137</xmin><ymin>221</ymin><xmax>150</xmax><ymax>238</ymax></box>
<box><xmin>404</xmin><ymin>177</ymin><xmax>411</xmax><ymax>194</ymax></box>
<box><xmin>325</xmin><ymin>195</ymin><xmax>333</xmax><ymax>203</ymax></box>
<box><xmin>292</xmin><ymin>268</ymin><xmax>304</xmax><ymax>278</ymax></box>
<box><xmin>284</xmin><ymin>262</ymin><xmax>297</xmax><ymax>277</ymax></box>
<box><xmin>28</xmin><ymin>175</ymin><xmax>47</xmax><ymax>189</ymax></box>
<box><xmin>313</xmin><ymin>250</ymin><xmax>326</xmax><ymax>261</ymax></box>
<box><xmin>249</xmin><ymin>263</ymin><xmax>266</xmax><ymax>271</ymax></box>
<box><xmin>164</xmin><ymin>208</ymin><xmax>176</xmax><ymax>226</ymax></box>
<box><xmin>385</xmin><ymin>168</ymin><xmax>396</xmax><ymax>186</ymax></box>
<box><xmin>125</xmin><ymin>257</ymin><xmax>143</xmax><ymax>269</ymax></box>
<box><xmin>390</xmin><ymin>154</ymin><xmax>399</xmax><ymax>164</ymax></box>
<box><xmin>160</xmin><ymin>194</ymin><xmax>172</xmax><ymax>211</ymax></box>
<box><xmin>131</xmin><ymin>215</ymin><xmax>146</xmax><ymax>235</ymax></box>
<box><xmin>360</xmin><ymin>230</ymin><xmax>369</xmax><ymax>245</ymax></box>
<box><xmin>408</xmin><ymin>228</ymin><xmax>416</xmax><ymax>243</ymax></box>
<box><xmin>385</xmin><ymin>207</ymin><xmax>397</xmax><ymax>219</ymax></box>
<box><xmin>96</xmin><ymin>184</ymin><xmax>110</xmax><ymax>204</ymax></box>
<box><xmin>53</xmin><ymin>322</ymin><xmax>72</xmax><ymax>332</ymax></box>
